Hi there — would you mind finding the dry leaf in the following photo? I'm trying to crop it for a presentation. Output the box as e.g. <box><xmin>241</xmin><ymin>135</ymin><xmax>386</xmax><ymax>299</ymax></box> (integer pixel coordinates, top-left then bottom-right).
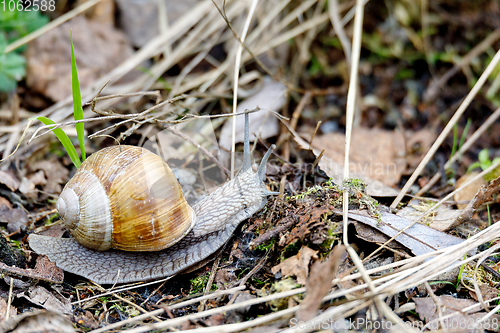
<box><xmin>454</xmin><ymin>172</ymin><xmax>486</xmax><ymax>209</ymax></box>
<box><xmin>352</xmin><ymin>222</ymin><xmax>405</xmax><ymax>249</ymax></box>
<box><xmin>26</xmin><ymin>16</ymin><xmax>134</xmax><ymax>102</ymax></box>
<box><xmin>19</xmin><ymin>177</ymin><xmax>36</xmax><ymax>197</ymax></box>
<box><xmin>296</xmin><ymin>245</ymin><xmax>345</xmax><ymax>321</ymax></box>
<box><xmin>74</xmin><ymin>310</ymin><xmax>99</xmax><ymax>330</ymax></box>
<box><xmin>116</xmin><ymin>0</ymin><xmax>199</xmax><ymax>47</ymax></box>
<box><xmin>0</xmin><ymin>310</ymin><xmax>75</xmax><ymax>333</ymax></box>
<box><xmin>0</xmin><ymin>205</ymin><xmax>28</xmax><ymax>234</ymax></box>
<box><xmin>406</xmin><ymin>129</ymin><xmax>437</xmax><ymax>168</ymax></box>
<box><xmin>337</xmin><ymin>209</ymin><xmax>470</xmax><ymax>256</ymax></box>
<box><xmin>271</xmin><ymin>246</ymin><xmax>318</xmax><ymax>284</ymax></box>
<box><xmin>469</xmin><ymin>284</ymin><xmax>500</xmax><ymax>303</ymax></box>
<box><xmin>18</xmin><ymin>286</ymin><xmax>72</xmax><ymax>315</ymax></box>
<box><xmin>28</xmin><ymin>170</ymin><xmax>47</xmax><ymax>187</ymax></box>
<box><xmin>219</xmin><ymin>79</ymin><xmax>286</xmax><ymax>166</ymax></box>
<box><xmin>0</xmin><ymin>297</ymin><xmax>17</xmax><ymax>322</ymax></box>
<box><xmin>311</xmin><ymin>128</ymin><xmax>406</xmax><ymax>187</ymax></box>
<box><xmin>414</xmin><ymin>295</ymin><xmax>500</xmax><ymax>332</ymax></box>
<box><xmin>453</xmin><ymin>176</ymin><xmax>500</xmax><ymax>230</ymax></box>
<box><xmin>0</xmin><ymin>197</ymin><xmax>12</xmax><ymax>209</ymax></box>
<box><xmin>0</xmin><ymin>170</ymin><xmax>20</xmax><ymax>191</ymax></box>
<box><xmin>32</xmin><ymin>161</ymin><xmax>69</xmax><ymax>194</ymax></box>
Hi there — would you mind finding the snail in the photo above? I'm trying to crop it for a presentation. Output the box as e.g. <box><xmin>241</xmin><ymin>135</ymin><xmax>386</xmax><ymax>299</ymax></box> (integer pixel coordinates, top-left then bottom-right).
<box><xmin>28</xmin><ymin>114</ymin><xmax>276</xmax><ymax>284</ymax></box>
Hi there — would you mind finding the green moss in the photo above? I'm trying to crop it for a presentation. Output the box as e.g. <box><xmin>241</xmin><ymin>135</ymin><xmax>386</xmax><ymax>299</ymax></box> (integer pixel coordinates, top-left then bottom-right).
<box><xmin>189</xmin><ymin>274</ymin><xmax>217</xmax><ymax>294</ymax></box>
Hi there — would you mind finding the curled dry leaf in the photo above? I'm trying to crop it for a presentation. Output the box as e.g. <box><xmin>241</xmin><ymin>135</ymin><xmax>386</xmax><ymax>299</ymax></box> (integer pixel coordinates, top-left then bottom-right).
<box><xmin>453</xmin><ymin>175</ymin><xmax>500</xmax><ymax>230</ymax></box>
<box><xmin>0</xmin><ymin>170</ymin><xmax>20</xmax><ymax>191</ymax></box>
<box><xmin>454</xmin><ymin>172</ymin><xmax>486</xmax><ymax>209</ymax></box>
<box><xmin>0</xmin><ymin>310</ymin><xmax>75</xmax><ymax>333</ymax></box>
<box><xmin>18</xmin><ymin>286</ymin><xmax>72</xmax><ymax>315</ymax></box>
<box><xmin>337</xmin><ymin>209</ymin><xmax>471</xmax><ymax>256</ymax></box>
<box><xmin>271</xmin><ymin>246</ymin><xmax>318</xmax><ymax>285</ymax></box>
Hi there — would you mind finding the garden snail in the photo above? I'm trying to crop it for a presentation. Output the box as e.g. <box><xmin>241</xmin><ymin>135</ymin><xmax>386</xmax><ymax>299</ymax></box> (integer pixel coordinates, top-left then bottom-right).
<box><xmin>28</xmin><ymin>114</ymin><xmax>276</xmax><ymax>284</ymax></box>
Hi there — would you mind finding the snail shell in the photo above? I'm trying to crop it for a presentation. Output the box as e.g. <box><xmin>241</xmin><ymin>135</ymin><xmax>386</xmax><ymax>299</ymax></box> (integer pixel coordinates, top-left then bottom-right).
<box><xmin>56</xmin><ymin>146</ymin><xmax>196</xmax><ymax>252</ymax></box>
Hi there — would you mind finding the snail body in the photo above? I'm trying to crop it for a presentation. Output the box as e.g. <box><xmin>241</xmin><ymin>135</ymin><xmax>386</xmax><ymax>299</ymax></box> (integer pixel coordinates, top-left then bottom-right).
<box><xmin>28</xmin><ymin>114</ymin><xmax>275</xmax><ymax>284</ymax></box>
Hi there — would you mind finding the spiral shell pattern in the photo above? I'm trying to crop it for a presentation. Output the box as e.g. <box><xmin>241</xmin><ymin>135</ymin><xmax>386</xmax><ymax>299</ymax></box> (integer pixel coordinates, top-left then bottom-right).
<box><xmin>56</xmin><ymin>146</ymin><xmax>196</xmax><ymax>252</ymax></box>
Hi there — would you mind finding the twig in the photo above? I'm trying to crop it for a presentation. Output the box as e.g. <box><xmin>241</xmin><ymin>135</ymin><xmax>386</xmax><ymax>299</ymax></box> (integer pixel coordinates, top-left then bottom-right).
<box><xmin>199</xmin><ymin>255</ymin><xmax>222</xmax><ymax>311</ymax></box>
<box><xmin>89</xmin><ymin>286</ymin><xmax>246</xmax><ymax>333</ymax></box>
<box><xmin>6</xmin><ymin>277</ymin><xmax>13</xmax><ymax>320</ymax></box>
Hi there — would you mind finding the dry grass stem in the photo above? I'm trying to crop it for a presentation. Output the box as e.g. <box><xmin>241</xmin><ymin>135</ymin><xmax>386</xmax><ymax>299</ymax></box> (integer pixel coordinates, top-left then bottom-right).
<box><xmin>392</xmin><ymin>47</ymin><xmax>500</xmax><ymax>209</ymax></box>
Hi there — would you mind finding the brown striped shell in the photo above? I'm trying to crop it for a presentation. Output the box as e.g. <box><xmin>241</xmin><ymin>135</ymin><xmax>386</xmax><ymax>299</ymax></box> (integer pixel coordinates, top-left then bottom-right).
<box><xmin>56</xmin><ymin>145</ymin><xmax>196</xmax><ymax>252</ymax></box>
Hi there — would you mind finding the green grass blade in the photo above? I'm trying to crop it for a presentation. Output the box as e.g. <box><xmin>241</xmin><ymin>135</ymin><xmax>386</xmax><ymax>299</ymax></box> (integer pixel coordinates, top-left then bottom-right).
<box><xmin>70</xmin><ymin>30</ymin><xmax>86</xmax><ymax>161</ymax></box>
<box><xmin>37</xmin><ymin>116</ymin><xmax>81</xmax><ymax>169</ymax></box>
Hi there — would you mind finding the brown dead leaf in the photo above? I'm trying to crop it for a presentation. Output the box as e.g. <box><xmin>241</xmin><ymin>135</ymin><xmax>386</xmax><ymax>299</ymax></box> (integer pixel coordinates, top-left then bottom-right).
<box><xmin>278</xmin><ymin>205</ymin><xmax>332</xmax><ymax>248</ymax></box>
<box><xmin>311</xmin><ymin>128</ymin><xmax>406</xmax><ymax>187</ymax></box>
<box><xmin>85</xmin><ymin>0</ymin><xmax>115</xmax><ymax>24</ymax></box>
<box><xmin>0</xmin><ymin>170</ymin><xmax>20</xmax><ymax>191</ymax></box>
<box><xmin>19</xmin><ymin>177</ymin><xmax>36</xmax><ymax>197</ymax></box>
<box><xmin>453</xmin><ymin>175</ymin><xmax>500</xmax><ymax>230</ymax></box>
<box><xmin>414</xmin><ymin>295</ymin><xmax>500</xmax><ymax>332</ymax></box>
<box><xmin>215</xmin><ymin>268</ymin><xmax>238</xmax><ymax>287</ymax></box>
<box><xmin>469</xmin><ymin>284</ymin><xmax>500</xmax><ymax>303</ymax></box>
<box><xmin>455</xmin><ymin>172</ymin><xmax>486</xmax><ymax>209</ymax></box>
<box><xmin>271</xmin><ymin>246</ymin><xmax>318</xmax><ymax>285</ymax></box>
<box><xmin>31</xmin><ymin>161</ymin><xmax>69</xmax><ymax>194</ymax></box>
<box><xmin>28</xmin><ymin>170</ymin><xmax>47</xmax><ymax>187</ymax></box>
<box><xmin>296</xmin><ymin>245</ymin><xmax>345</xmax><ymax>321</ymax></box>
<box><xmin>18</xmin><ymin>286</ymin><xmax>72</xmax><ymax>315</ymax></box>
<box><xmin>38</xmin><ymin>223</ymin><xmax>67</xmax><ymax>238</ymax></box>
<box><xmin>26</xmin><ymin>15</ymin><xmax>134</xmax><ymax>102</ymax></box>
<box><xmin>0</xmin><ymin>197</ymin><xmax>12</xmax><ymax>209</ymax></box>
<box><xmin>0</xmin><ymin>205</ymin><xmax>28</xmax><ymax>234</ymax></box>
